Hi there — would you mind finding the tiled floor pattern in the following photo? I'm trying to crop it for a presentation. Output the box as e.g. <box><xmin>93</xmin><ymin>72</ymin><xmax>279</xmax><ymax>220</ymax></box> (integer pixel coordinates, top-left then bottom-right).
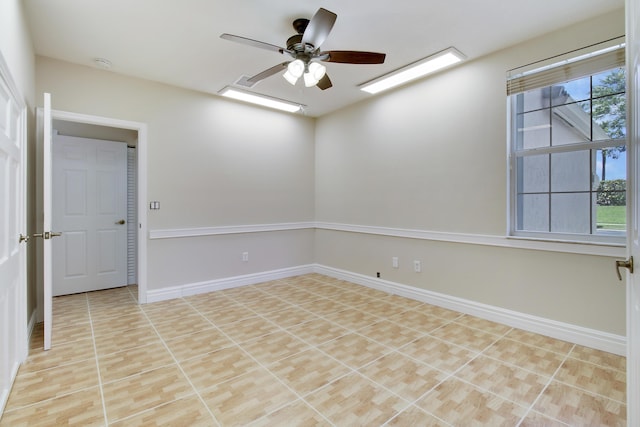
<box><xmin>0</xmin><ymin>274</ymin><xmax>627</xmax><ymax>426</ymax></box>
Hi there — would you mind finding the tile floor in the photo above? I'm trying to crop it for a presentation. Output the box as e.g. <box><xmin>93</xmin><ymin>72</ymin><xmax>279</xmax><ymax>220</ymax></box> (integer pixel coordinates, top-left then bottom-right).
<box><xmin>0</xmin><ymin>274</ymin><xmax>627</xmax><ymax>426</ymax></box>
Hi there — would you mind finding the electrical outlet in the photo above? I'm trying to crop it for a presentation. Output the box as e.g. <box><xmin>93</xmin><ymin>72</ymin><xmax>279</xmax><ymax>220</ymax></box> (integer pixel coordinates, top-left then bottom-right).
<box><xmin>242</xmin><ymin>252</ymin><xmax>249</xmax><ymax>262</ymax></box>
<box><xmin>392</xmin><ymin>257</ymin><xmax>399</xmax><ymax>268</ymax></box>
<box><xmin>414</xmin><ymin>260</ymin><xmax>421</xmax><ymax>273</ymax></box>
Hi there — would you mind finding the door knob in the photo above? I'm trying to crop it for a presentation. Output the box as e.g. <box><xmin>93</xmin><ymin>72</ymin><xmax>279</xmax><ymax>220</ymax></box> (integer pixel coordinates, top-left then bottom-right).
<box><xmin>115</xmin><ymin>219</ymin><xmax>126</xmax><ymax>225</ymax></box>
<box><xmin>615</xmin><ymin>256</ymin><xmax>634</xmax><ymax>281</ymax></box>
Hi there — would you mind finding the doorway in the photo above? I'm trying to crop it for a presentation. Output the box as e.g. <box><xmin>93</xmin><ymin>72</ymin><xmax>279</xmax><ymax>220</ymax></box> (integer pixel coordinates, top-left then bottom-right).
<box><xmin>36</xmin><ymin>109</ymin><xmax>148</xmax><ymax>325</ymax></box>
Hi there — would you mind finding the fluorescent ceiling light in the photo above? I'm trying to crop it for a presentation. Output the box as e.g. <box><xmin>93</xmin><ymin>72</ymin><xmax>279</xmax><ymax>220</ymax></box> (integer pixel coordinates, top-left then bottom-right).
<box><xmin>219</xmin><ymin>87</ymin><xmax>302</xmax><ymax>113</ymax></box>
<box><xmin>360</xmin><ymin>47</ymin><xmax>465</xmax><ymax>94</ymax></box>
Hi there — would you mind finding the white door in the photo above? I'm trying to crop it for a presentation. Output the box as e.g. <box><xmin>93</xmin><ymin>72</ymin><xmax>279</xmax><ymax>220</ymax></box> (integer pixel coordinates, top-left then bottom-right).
<box><xmin>52</xmin><ymin>134</ymin><xmax>127</xmax><ymax>295</ymax></box>
<box><xmin>41</xmin><ymin>93</ymin><xmax>54</xmax><ymax>350</ymax></box>
<box><xmin>627</xmin><ymin>0</ymin><xmax>640</xmax><ymax>423</ymax></box>
<box><xmin>0</xmin><ymin>63</ymin><xmax>27</xmax><ymax>412</ymax></box>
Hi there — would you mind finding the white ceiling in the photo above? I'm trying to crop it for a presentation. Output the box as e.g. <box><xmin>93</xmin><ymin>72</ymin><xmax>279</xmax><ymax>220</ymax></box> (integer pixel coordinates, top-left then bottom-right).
<box><xmin>24</xmin><ymin>0</ymin><xmax>624</xmax><ymax>117</ymax></box>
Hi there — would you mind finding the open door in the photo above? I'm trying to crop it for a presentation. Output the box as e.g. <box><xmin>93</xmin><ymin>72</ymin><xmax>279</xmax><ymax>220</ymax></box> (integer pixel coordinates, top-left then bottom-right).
<box><xmin>0</xmin><ymin>54</ymin><xmax>28</xmax><ymax>415</ymax></box>
<box><xmin>38</xmin><ymin>93</ymin><xmax>61</xmax><ymax>351</ymax></box>
<box><xmin>626</xmin><ymin>0</ymin><xmax>640</xmax><ymax>423</ymax></box>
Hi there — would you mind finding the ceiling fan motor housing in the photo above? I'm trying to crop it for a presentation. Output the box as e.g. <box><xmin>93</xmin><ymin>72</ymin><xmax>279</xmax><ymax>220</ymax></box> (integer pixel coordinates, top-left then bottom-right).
<box><xmin>292</xmin><ymin>18</ymin><xmax>309</xmax><ymax>35</ymax></box>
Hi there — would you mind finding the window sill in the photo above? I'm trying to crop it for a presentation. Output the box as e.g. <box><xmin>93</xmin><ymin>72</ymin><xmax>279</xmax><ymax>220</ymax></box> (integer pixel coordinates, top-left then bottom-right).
<box><xmin>506</xmin><ymin>234</ymin><xmax>625</xmax><ymax>257</ymax></box>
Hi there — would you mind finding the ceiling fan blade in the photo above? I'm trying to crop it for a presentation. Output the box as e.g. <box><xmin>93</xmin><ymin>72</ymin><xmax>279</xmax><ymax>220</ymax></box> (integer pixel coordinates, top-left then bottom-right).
<box><xmin>317</xmin><ymin>73</ymin><xmax>332</xmax><ymax>90</ymax></box>
<box><xmin>220</xmin><ymin>33</ymin><xmax>286</xmax><ymax>53</ymax></box>
<box><xmin>246</xmin><ymin>62</ymin><xmax>289</xmax><ymax>84</ymax></box>
<box><xmin>322</xmin><ymin>51</ymin><xmax>386</xmax><ymax>64</ymax></box>
<box><xmin>301</xmin><ymin>8</ymin><xmax>337</xmax><ymax>48</ymax></box>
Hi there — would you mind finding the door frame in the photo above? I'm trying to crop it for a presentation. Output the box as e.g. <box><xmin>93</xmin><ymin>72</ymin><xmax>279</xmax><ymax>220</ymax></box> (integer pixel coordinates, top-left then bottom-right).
<box><xmin>627</xmin><ymin>0</ymin><xmax>640</xmax><ymax>423</ymax></box>
<box><xmin>36</xmin><ymin>109</ymin><xmax>148</xmax><ymax>321</ymax></box>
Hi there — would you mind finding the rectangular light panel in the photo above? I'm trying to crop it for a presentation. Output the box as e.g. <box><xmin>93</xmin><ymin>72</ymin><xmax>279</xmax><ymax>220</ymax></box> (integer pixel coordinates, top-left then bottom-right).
<box><xmin>360</xmin><ymin>47</ymin><xmax>465</xmax><ymax>94</ymax></box>
<box><xmin>219</xmin><ymin>87</ymin><xmax>302</xmax><ymax>113</ymax></box>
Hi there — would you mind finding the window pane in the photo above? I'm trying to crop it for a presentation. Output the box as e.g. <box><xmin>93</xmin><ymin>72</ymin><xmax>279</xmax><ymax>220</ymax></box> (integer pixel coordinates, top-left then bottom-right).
<box><xmin>592</xmin><ymin>93</ymin><xmax>626</xmax><ymax>141</ymax></box>
<box><xmin>551</xmin><ymin>76</ymin><xmax>590</xmax><ymax>106</ymax></box>
<box><xmin>518</xmin><ymin>87</ymin><xmax>551</xmax><ymax>113</ymax></box>
<box><xmin>595</xmin><ymin>146</ymin><xmax>626</xmax><ymax>182</ymax></box>
<box><xmin>551</xmin><ymin>150</ymin><xmax>590</xmax><ymax>192</ymax></box>
<box><xmin>593</xmin><ymin>68</ymin><xmax>625</xmax><ymax>96</ymax></box>
<box><xmin>517</xmin><ymin>109</ymin><xmax>550</xmax><ymax>149</ymax></box>
<box><xmin>518</xmin><ymin>194</ymin><xmax>548</xmax><ymax>231</ymax></box>
<box><xmin>551</xmin><ymin>193</ymin><xmax>591</xmax><ymax>233</ymax></box>
<box><xmin>551</xmin><ymin>101</ymin><xmax>591</xmax><ymax>145</ymax></box>
<box><xmin>518</xmin><ymin>154</ymin><xmax>549</xmax><ymax>193</ymax></box>
<box><xmin>595</xmin><ymin>188</ymin><xmax>626</xmax><ymax>232</ymax></box>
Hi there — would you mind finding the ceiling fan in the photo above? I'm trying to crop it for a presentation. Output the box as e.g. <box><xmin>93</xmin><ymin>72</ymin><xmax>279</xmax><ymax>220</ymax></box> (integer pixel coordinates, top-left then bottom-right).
<box><xmin>220</xmin><ymin>7</ymin><xmax>386</xmax><ymax>90</ymax></box>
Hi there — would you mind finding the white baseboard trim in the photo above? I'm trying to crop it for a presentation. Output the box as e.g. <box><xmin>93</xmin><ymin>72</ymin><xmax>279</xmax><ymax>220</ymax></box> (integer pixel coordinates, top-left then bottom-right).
<box><xmin>145</xmin><ymin>264</ymin><xmax>316</xmax><ymax>303</ymax></box>
<box><xmin>145</xmin><ymin>262</ymin><xmax>625</xmax><ymax>355</ymax></box>
<box><xmin>313</xmin><ymin>264</ymin><xmax>627</xmax><ymax>356</ymax></box>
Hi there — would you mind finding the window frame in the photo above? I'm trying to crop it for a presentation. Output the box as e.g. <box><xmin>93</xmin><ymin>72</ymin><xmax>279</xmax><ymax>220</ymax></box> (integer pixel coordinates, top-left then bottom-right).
<box><xmin>507</xmin><ymin>48</ymin><xmax>627</xmax><ymax>246</ymax></box>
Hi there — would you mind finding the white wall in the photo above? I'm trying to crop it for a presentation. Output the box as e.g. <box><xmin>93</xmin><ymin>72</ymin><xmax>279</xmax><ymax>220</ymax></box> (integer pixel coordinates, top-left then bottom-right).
<box><xmin>0</xmin><ymin>0</ymin><xmax>35</xmax><ymax>106</ymax></box>
<box><xmin>36</xmin><ymin>57</ymin><xmax>316</xmax><ymax>291</ymax></box>
<box><xmin>0</xmin><ymin>0</ymin><xmax>37</xmax><ymax>316</ymax></box>
<box><xmin>315</xmin><ymin>8</ymin><xmax>627</xmax><ymax>335</ymax></box>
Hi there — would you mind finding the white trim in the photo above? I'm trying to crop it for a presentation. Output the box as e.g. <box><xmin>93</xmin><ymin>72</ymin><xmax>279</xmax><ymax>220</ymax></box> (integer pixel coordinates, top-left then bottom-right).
<box><xmin>315</xmin><ymin>222</ymin><xmax>626</xmax><ymax>258</ymax></box>
<box><xmin>313</xmin><ymin>264</ymin><xmax>626</xmax><ymax>356</ymax></box>
<box><xmin>147</xmin><ymin>221</ymin><xmax>625</xmax><ymax>257</ymax></box>
<box><xmin>145</xmin><ymin>264</ymin><xmax>315</xmax><ymax>303</ymax></box>
<box><xmin>148</xmin><ymin>222</ymin><xmax>315</xmax><ymax>239</ymax></box>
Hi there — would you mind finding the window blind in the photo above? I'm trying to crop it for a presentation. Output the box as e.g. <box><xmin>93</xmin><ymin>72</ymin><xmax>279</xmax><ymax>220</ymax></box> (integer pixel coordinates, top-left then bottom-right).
<box><xmin>127</xmin><ymin>146</ymin><xmax>137</xmax><ymax>285</ymax></box>
<box><xmin>507</xmin><ymin>38</ymin><xmax>625</xmax><ymax>95</ymax></box>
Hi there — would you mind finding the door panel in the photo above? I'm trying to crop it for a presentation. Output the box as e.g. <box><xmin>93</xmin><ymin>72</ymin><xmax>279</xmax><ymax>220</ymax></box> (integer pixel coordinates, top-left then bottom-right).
<box><xmin>0</xmin><ymin>66</ymin><xmax>26</xmax><ymax>413</ymax></box>
<box><xmin>52</xmin><ymin>134</ymin><xmax>127</xmax><ymax>296</ymax></box>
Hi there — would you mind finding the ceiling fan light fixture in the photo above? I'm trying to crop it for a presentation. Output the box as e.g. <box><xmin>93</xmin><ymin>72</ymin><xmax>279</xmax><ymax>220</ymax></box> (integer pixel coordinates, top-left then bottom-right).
<box><xmin>359</xmin><ymin>47</ymin><xmax>465</xmax><ymax>94</ymax></box>
<box><xmin>288</xmin><ymin>59</ymin><xmax>305</xmax><ymax>78</ymax></box>
<box><xmin>283</xmin><ymin>59</ymin><xmax>305</xmax><ymax>85</ymax></box>
<box><xmin>311</xmin><ymin>62</ymin><xmax>327</xmax><ymax>78</ymax></box>
<box><xmin>283</xmin><ymin>70</ymin><xmax>299</xmax><ymax>85</ymax></box>
<box><xmin>303</xmin><ymin>62</ymin><xmax>327</xmax><ymax>87</ymax></box>
<box><xmin>303</xmin><ymin>73</ymin><xmax>317</xmax><ymax>87</ymax></box>
<box><xmin>218</xmin><ymin>87</ymin><xmax>302</xmax><ymax>113</ymax></box>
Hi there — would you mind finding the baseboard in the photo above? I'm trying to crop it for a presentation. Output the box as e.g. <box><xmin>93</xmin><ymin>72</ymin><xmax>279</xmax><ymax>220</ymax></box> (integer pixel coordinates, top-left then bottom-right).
<box><xmin>145</xmin><ymin>262</ymin><xmax>625</xmax><ymax>355</ymax></box>
<box><xmin>145</xmin><ymin>264</ymin><xmax>316</xmax><ymax>303</ymax></box>
<box><xmin>313</xmin><ymin>264</ymin><xmax>627</xmax><ymax>356</ymax></box>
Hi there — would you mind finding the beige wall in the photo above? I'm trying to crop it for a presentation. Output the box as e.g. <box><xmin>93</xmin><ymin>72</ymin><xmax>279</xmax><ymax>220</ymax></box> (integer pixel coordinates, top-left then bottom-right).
<box><xmin>315</xmin><ymin>8</ymin><xmax>626</xmax><ymax>335</ymax></box>
<box><xmin>36</xmin><ymin>57</ymin><xmax>316</xmax><ymax>290</ymax></box>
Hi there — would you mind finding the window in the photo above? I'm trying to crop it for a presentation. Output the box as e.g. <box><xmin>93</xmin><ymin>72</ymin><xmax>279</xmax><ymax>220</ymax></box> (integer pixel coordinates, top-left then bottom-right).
<box><xmin>508</xmin><ymin>43</ymin><xmax>626</xmax><ymax>243</ymax></box>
